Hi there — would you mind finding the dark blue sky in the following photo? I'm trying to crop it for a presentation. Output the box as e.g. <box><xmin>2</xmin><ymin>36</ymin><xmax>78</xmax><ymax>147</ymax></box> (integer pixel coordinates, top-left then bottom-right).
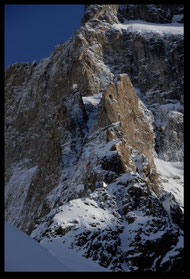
<box><xmin>5</xmin><ymin>4</ymin><xmax>84</xmax><ymax>69</ymax></box>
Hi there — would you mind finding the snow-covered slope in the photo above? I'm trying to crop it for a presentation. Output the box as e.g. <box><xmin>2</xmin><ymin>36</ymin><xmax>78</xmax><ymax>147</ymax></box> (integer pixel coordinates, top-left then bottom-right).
<box><xmin>31</xmin><ymin>168</ymin><xmax>184</xmax><ymax>272</ymax></box>
<box><xmin>5</xmin><ymin>221</ymin><xmax>67</xmax><ymax>271</ymax></box>
<box><xmin>5</xmin><ymin>221</ymin><xmax>108</xmax><ymax>272</ymax></box>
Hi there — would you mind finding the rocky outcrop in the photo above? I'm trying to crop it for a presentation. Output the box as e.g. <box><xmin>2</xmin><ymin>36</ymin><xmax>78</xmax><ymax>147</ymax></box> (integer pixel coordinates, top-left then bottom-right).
<box><xmin>81</xmin><ymin>4</ymin><xmax>119</xmax><ymax>25</ymax></box>
<box><xmin>120</xmin><ymin>4</ymin><xmax>184</xmax><ymax>24</ymax></box>
<box><xmin>5</xmin><ymin>4</ymin><xmax>184</xmax><ymax>271</ymax></box>
<box><xmin>98</xmin><ymin>74</ymin><xmax>159</xmax><ymax>192</ymax></box>
<box><xmin>5</xmin><ymin>46</ymin><xmax>88</xmax><ymax>232</ymax></box>
<box><xmin>102</xmin><ymin>8</ymin><xmax>184</xmax><ymax>161</ymax></box>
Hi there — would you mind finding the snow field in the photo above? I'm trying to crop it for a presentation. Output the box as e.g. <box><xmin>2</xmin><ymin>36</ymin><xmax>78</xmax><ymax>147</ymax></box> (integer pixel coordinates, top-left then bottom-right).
<box><xmin>5</xmin><ymin>221</ymin><xmax>109</xmax><ymax>272</ymax></box>
<box><xmin>5</xmin><ymin>221</ymin><xmax>67</xmax><ymax>271</ymax></box>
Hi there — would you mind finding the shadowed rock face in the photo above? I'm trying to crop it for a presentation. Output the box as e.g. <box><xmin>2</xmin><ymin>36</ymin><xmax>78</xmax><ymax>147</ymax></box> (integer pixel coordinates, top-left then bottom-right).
<box><xmin>121</xmin><ymin>4</ymin><xmax>184</xmax><ymax>24</ymax></box>
<box><xmin>5</xmin><ymin>4</ymin><xmax>183</xmax><ymax>271</ymax></box>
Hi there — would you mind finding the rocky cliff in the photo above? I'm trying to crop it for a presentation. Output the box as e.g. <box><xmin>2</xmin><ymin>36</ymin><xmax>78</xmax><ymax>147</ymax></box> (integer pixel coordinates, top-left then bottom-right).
<box><xmin>5</xmin><ymin>4</ymin><xmax>184</xmax><ymax>272</ymax></box>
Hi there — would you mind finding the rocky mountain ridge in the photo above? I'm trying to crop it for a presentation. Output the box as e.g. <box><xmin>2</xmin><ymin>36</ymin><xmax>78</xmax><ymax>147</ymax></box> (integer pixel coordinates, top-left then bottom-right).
<box><xmin>5</xmin><ymin>4</ymin><xmax>184</xmax><ymax>271</ymax></box>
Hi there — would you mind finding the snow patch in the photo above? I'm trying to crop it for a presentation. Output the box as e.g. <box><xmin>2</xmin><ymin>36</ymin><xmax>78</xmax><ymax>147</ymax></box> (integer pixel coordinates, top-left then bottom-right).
<box><xmin>112</xmin><ymin>20</ymin><xmax>184</xmax><ymax>36</ymax></box>
<box><xmin>154</xmin><ymin>158</ymin><xmax>183</xmax><ymax>209</ymax></box>
<box><xmin>82</xmin><ymin>92</ymin><xmax>103</xmax><ymax>106</ymax></box>
<box><xmin>82</xmin><ymin>92</ymin><xmax>103</xmax><ymax>136</ymax></box>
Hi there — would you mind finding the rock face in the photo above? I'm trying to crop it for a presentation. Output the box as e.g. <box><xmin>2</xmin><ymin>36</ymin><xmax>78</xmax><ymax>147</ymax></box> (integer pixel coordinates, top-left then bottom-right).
<box><xmin>98</xmin><ymin>74</ymin><xmax>159</xmax><ymax>193</ymax></box>
<box><xmin>122</xmin><ymin>4</ymin><xmax>184</xmax><ymax>24</ymax></box>
<box><xmin>5</xmin><ymin>4</ymin><xmax>184</xmax><ymax>272</ymax></box>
